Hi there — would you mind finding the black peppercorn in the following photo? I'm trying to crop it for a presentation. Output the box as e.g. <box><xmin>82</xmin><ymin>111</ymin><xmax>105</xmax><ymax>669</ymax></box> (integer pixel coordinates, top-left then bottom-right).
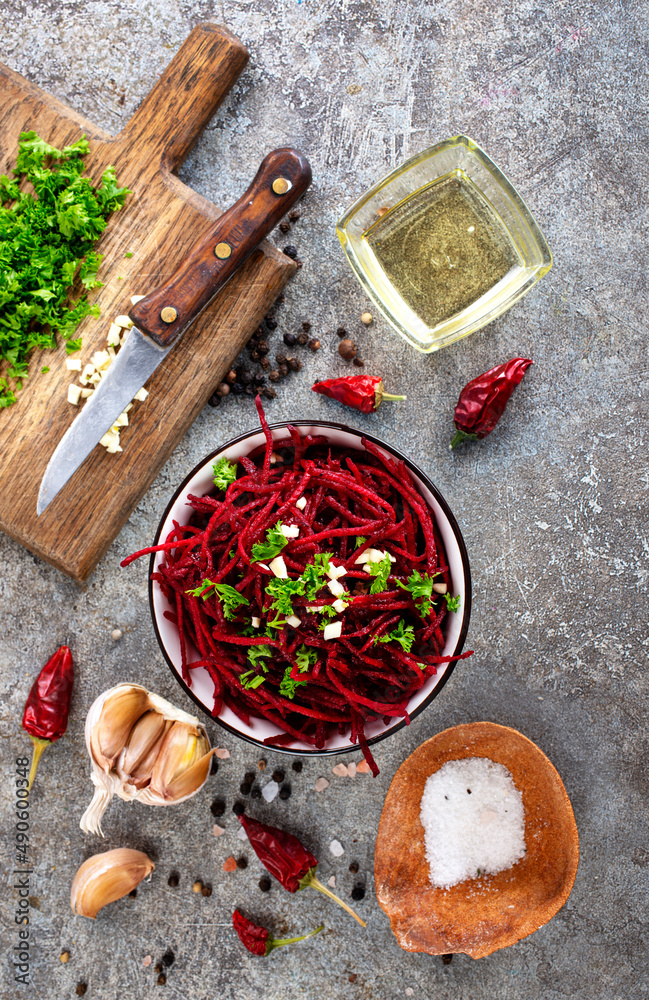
<box><xmin>157</xmin><ymin>972</ymin><xmax>167</xmax><ymax>985</ymax></box>
<box><xmin>262</xmin><ymin>387</ymin><xmax>277</xmax><ymax>400</ymax></box>
<box><xmin>353</xmin><ymin>356</ymin><xmax>365</xmax><ymax>367</ymax></box>
<box><xmin>269</xmin><ymin>370</ymin><xmax>280</xmax><ymax>383</ymax></box>
<box><xmin>232</xmin><ymin>801</ymin><xmax>245</xmax><ymax>816</ymax></box>
<box><xmin>208</xmin><ymin>393</ymin><xmax>221</xmax><ymax>407</ymax></box>
<box><xmin>251</xmin><ymin>785</ymin><xmax>262</xmax><ymax>798</ymax></box>
<box><xmin>250</xmin><ymin>349</ymin><xmax>260</xmax><ymax>361</ymax></box>
<box><xmin>279</xmin><ymin>784</ymin><xmax>291</xmax><ymax>800</ymax></box>
<box><xmin>210</xmin><ymin>758</ymin><xmax>219</xmax><ymax>776</ymax></box>
<box><xmin>76</xmin><ymin>985</ymin><xmax>88</xmax><ymax>997</ymax></box>
<box><xmin>259</xmin><ymin>876</ymin><xmax>271</xmax><ymax>892</ymax></box>
<box><xmin>201</xmin><ymin>885</ymin><xmax>212</xmax><ymax>897</ymax></box>
<box><xmin>241</xmin><ymin>370</ymin><xmax>253</xmax><ymax>385</ymax></box>
<box><xmin>168</xmin><ymin>872</ymin><xmax>180</xmax><ymax>887</ymax></box>
<box><xmin>245</xmin><ymin>771</ymin><xmax>256</xmax><ymax>783</ymax></box>
<box><xmin>336</xmin><ymin>326</ymin><xmax>347</xmax><ymax>337</ymax></box>
<box><xmin>231</xmin><ymin>382</ymin><xmax>245</xmax><ymax>395</ymax></box>
<box><xmin>338</xmin><ymin>339</ymin><xmax>357</xmax><ymax>360</ymax></box>
<box><xmin>129</xmin><ymin>888</ymin><xmax>137</xmax><ymax>897</ymax></box>
<box><xmin>308</xmin><ymin>338</ymin><xmax>321</xmax><ymax>352</ymax></box>
<box><xmin>351</xmin><ymin>884</ymin><xmax>365</xmax><ymax>901</ymax></box>
<box><xmin>265</xmin><ymin>318</ymin><xmax>278</xmax><ymax>331</ymax></box>
<box><xmin>155</xmin><ymin>963</ymin><xmax>163</xmax><ymax>974</ymax></box>
<box><xmin>244</xmin><ymin>385</ymin><xmax>255</xmax><ymax>395</ymax></box>
<box><xmin>348</xmin><ymin>861</ymin><xmax>359</xmax><ymax>874</ymax></box>
<box><xmin>236</xmin><ymin>856</ymin><xmax>248</xmax><ymax>870</ymax></box>
<box><xmin>264</xmin><ymin>311</ymin><xmax>275</xmax><ymax>322</ymax></box>
<box><xmin>283</xmin><ymin>332</ymin><xmax>297</xmax><ymax>347</ymax></box>
<box><xmin>162</xmin><ymin>950</ymin><xmax>175</xmax><ymax>968</ymax></box>
<box><xmin>291</xmin><ymin>760</ymin><xmax>303</xmax><ymax>772</ymax></box>
<box><xmin>283</xmin><ymin>245</ymin><xmax>298</xmax><ymax>259</ymax></box>
<box><xmin>239</xmin><ymin>781</ymin><xmax>251</xmax><ymax>796</ymax></box>
<box><xmin>275</xmin><ymin>294</ymin><xmax>285</xmax><ymax>305</ymax></box>
<box><xmin>278</xmin><ymin>364</ymin><xmax>289</xmax><ymax>377</ymax></box>
<box><xmin>279</xmin><ymin>221</ymin><xmax>291</xmax><ymax>233</ymax></box>
<box><xmin>297</xmin><ymin>332</ymin><xmax>309</xmax><ymax>346</ymax></box>
<box><xmin>253</xmin><ymin>374</ymin><xmax>265</xmax><ymax>385</ymax></box>
<box><xmin>210</xmin><ymin>798</ymin><xmax>226</xmax><ymax>817</ymax></box>
<box><xmin>442</xmin><ymin>955</ymin><xmax>453</xmax><ymax>965</ymax></box>
<box><xmin>260</xmin><ymin>357</ymin><xmax>270</xmax><ymax>371</ymax></box>
<box><xmin>287</xmin><ymin>357</ymin><xmax>301</xmax><ymax>372</ymax></box>
<box><xmin>275</xmin><ymin>352</ymin><xmax>287</xmax><ymax>364</ymax></box>
<box><xmin>289</xmin><ymin>210</ymin><xmax>301</xmax><ymax>222</ymax></box>
<box><xmin>257</xmin><ymin>340</ymin><xmax>270</xmax><ymax>355</ymax></box>
<box><xmin>225</xmin><ymin>369</ymin><xmax>237</xmax><ymax>384</ymax></box>
<box><xmin>272</xmin><ymin>768</ymin><xmax>285</xmax><ymax>783</ymax></box>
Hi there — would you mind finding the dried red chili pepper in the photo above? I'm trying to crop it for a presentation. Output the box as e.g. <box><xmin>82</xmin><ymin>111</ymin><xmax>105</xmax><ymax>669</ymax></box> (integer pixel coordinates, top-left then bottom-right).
<box><xmin>232</xmin><ymin>909</ymin><xmax>323</xmax><ymax>956</ymax></box>
<box><xmin>240</xmin><ymin>814</ymin><xmax>366</xmax><ymax>926</ymax></box>
<box><xmin>450</xmin><ymin>358</ymin><xmax>533</xmax><ymax>449</ymax></box>
<box><xmin>22</xmin><ymin>645</ymin><xmax>74</xmax><ymax>790</ymax></box>
<box><xmin>312</xmin><ymin>375</ymin><xmax>405</xmax><ymax>413</ymax></box>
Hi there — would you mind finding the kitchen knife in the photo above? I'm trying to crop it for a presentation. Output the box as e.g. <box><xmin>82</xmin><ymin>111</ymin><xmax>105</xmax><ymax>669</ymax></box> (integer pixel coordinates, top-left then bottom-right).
<box><xmin>37</xmin><ymin>148</ymin><xmax>311</xmax><ymax>515</ymax></box>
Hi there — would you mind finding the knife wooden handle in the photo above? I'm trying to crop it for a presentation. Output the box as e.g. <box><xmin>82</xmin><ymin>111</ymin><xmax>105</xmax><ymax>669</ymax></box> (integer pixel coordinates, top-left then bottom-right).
<box><xmin>129</xmin><ymin>148</ymin><xmax>311</xmax><ymax>348</ymax></box>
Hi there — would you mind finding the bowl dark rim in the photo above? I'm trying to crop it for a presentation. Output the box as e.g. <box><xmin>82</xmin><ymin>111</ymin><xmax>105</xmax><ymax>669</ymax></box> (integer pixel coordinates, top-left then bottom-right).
<box><xmin>149</xmin><ymin>419</ymin><xmax>472</xmax><ymax>757</ymax></box>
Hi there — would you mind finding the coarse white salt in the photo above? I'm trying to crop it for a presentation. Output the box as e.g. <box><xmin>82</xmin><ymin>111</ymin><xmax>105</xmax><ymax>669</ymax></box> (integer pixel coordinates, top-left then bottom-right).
<box><xmin>314</xmin><ymin>777</ymin><xmax>329</xmax><ymax>792</ymax></box>
<box><xmin>420</xmin><ymin>757</ymin><xmax>525</xmax><ymax>889</ymax></box>
<box><xmin>262</xmin><ymin>780</ymin><xmax>279</xmax><ymax>803</ymax></box>
<box><xmin>328</xmin><ymin>876</ymin><xmax>336</xmax><ymax>888</ymax></box>
<box><xmin>329</xmin><ymin>839</ymin><xmax>344</xmax><ymax>857</ymax></box>
<box><xmin>237</xmin><ymin>826</ymin><xmax>249</xmax><ymax>841</ymax></box>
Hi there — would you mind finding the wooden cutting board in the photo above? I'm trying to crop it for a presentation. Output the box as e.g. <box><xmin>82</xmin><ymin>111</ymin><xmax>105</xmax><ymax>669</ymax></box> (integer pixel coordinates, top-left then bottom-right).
<box><xmin>0</xmin><ymin>23</ymin><xmax>298</xmax><ymax>582</ymax></box>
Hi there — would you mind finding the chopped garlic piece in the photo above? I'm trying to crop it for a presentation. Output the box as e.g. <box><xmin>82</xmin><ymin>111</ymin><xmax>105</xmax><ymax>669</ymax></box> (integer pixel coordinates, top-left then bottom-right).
<box><xmin>99</xmin><ymin>430</ymin><xmax>120</xmax><ymax>449</ymax></box>
<box><xmin>134</xmin><ymin>387</ymin><xmax>149</xmax><ymax>402</ymax></box>
<box><xmin>326</xmin><ymin>563</ymin><xmax>347</xmax><ymax>580</ymax></box>
<box><xmin>114</xmin><ymin>314</ymin><xmax>133</xmax><ymax>329</ymax></box>
<box><xmin>107</xmin><ymin>345</ymin><xmax>117</xmax><ymax>361</ymax></box>
<box><xmin>67</xmin><ymin>384</ymin><xmax>82</xmax><ymax>405</ymax></box>
<box><xmin>80</xmin><ymin>387</ymin><xmax>94</xmax><ymax>398</ymax></box>
<box><xmin>306</xmin><ymin>606</ymin><xmax>319</xmax><ymax>613</ymax></box>
<box><xmin>92</xmin><ymin>350</ymin><xmax>111</xmax><ymax>370</ymax></box>
<box><xmin>106</xmin><ymin>442</ymin><xmax>123</xmax><ymax>454</ymax></box>
<box><xmin>327</xmin><ymin>578</ymin><xmax>346</xmax><ymax>598</ymax></box>
<box><xmin>251</xmin><ymin>617</ymin><xmax>261</xmax><ymax>628</ymax></box>
<box><xmin>280</xmin><ymin>524</ymin><xmax>300</xmax><ymax>538</ymax></box>
<box><xmin>130</xmin><ymin>294</ymin><xmax>145</xmax><ymax>304</ymax></box>
<box><xmin>269</xmin><ymin>451</ymin><xmax>282</xmax><ymax>464</ymax></box>
<box><xmin>286</xmin><ymin>615</ymin><xmax>301</xmax><ymax>628</ymax></box>
<box><xmin>124</xmin><ymin>403</ymin><xmax>133</xmax><ymax>412</ymax></box>
<box><xmin>66</xmin><ymin>358</ymin><xmax>82</xmax><ymax>371</ymax></box>
<box><xmin>114</xmin><ymin>412</ymin><xmax>129</xmax><ymax>427</ymax></box>
<box><xmin>256</xmin><ymin>563</ymin><xmax>270</xmax><ymax>572</ymax></box>
<box><xmin>269</xmin><ymin>555</ymin><xmax>288</xmax><ymax>579</ymax></box>
<box><xmin>323</xmin><ymin>621</ymin><xmax>342</xmax><ymax>641</ymax></box>
<box><xmin>89</xmin><ymin>372</ymin><xmax>102</xmax><ymax>385</ymax></box>
<box><xmin>354</xmin><ymin>547</ymin><xmax>396</xmax><ymax>565</ymax></box>
<box><xmin>332</xmin><ymin>598</ymin><xmax>349</xmax><ymax>613</ymax></box>
<box><xmin>295</xmin><ymin>496</ymin><xmax>307</xmax><ymax>510</ymax></box>
<box><xmin>79</xmin><ymin>363</ymin><xmax>96</xmax><ymax>385</ymax></box>
<box><xmin>107</xmin><ymin>323</ymin><xmax>122</xmax><ymax>346</ymax></box>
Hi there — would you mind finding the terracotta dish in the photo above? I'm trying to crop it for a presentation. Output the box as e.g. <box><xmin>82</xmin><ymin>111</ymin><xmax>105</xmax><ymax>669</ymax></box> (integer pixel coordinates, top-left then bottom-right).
<box><xmin>375</xmin><ymin>722</ymin><xmax>579</xmax><ymax>958</ymax></box>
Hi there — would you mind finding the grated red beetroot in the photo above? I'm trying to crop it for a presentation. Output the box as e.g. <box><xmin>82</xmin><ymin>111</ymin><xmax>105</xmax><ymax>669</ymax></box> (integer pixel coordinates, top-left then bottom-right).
<box><xmin>122</xmin><ymin>398</ymin><xmax>472</xmax><ymax>774</ymax></box>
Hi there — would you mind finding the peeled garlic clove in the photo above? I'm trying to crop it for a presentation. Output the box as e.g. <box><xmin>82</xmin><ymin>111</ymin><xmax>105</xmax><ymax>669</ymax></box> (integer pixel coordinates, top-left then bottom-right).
<box><xmin>70</xmin><ymin>848</ymin><xmax>154</xmax><ymax>919</ymax></box>
<box><xmin>90</xmin><ymin>684</ymin><xmax>151</xmax><ymax>772</ymax></box>
<box><xmin>164</xmin><ymin>745</ymin><xmax>216</xmax><ymax>802</ymax></box>
<box><xmin>118</xmin><ymin>711</ymin><xmax>170</xmax><ymax>784</ymax></box>
<box><xmin>149</xmin><ymin>721</ymin><xmax>212</xmax><ymax>801</ymax></box>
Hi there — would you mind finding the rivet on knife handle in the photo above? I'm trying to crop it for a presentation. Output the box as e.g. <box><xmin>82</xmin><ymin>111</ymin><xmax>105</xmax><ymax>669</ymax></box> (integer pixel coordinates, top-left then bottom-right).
<box><xmin>129</xmin><ymin>148</ymin><xmax>312</xmax><ymax>349</ymax></box>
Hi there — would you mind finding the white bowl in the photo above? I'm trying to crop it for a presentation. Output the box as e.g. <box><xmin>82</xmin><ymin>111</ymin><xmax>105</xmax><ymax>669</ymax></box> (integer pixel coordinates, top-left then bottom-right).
<box><xmin>149</xmin><ymin>421</ymin><xmax>471</xmax><ymax>757</ymax></box>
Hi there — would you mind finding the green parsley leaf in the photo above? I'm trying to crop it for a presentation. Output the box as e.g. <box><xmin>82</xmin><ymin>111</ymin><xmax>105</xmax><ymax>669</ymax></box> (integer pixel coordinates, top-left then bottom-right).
<box><xmin>375</xmin><ymin>619</ymin><xmax>415</xmax><ymax>652</ymax></box>
<box><xmin>295</xmin><ymin>644</ymin><xmax>318</xmax><ymax>672</ymax></box>
<box><xmin>251</xmin><ymin>521</ymin><xmax>288</xmax><ymax>563</ymax></box>
<box><xmin>313</xmin><ymin>552</ymin><xmax>332</xmax><ymax>574</ymax></box>
<box><xmin>125</xmin><ymin>251</ymin><xmax>133</xmax><ymax>258</ymax></box>
<box><xmin>396</xmin><ymin>569</ymin><xmax>439</xmax><ymax>616</ymax></box>
<box><xmin>212</xmin><ymin>456</ymin><xmax>238</xmax><ymax>492</ymax></box>
<box><xmin>187</xmin><ymin>580</ymin><xmax>249</xmax><ymax>620</ymax></box>
<box><xmin>247</xmin><ymin>644</ymin><xmax>273</xmax><ymax>668</ymax></box>
<box><xmin>301</xmin><ymin>560</ymin><xmax>329</xmax><ymax>602</ymax></box>
<box><xmin>265</xmin><ymin>577</ymin><xmax>305</xmax><ymax>616</ymax></box>
<box><xmin>239</xmin><ymin>669</ymin><xmax>266</xmax><ymax>690</ymax></box>
<box><xmin>228</xmin><ymin>549</ymin><xmax>236</xmax><ymax>560</ymax></box>
<box><xmin>444</xmin><ymin>592</ymin><xmax>461</xmax><ymax>613</ymax></box>
<box><xmin>185</xmin><ymin>578</ymin><xmax>217</xmax><ymax>599</ymax></box>
<box><xmin>366</xmin><ymin>553</ymin><xmax>392</xmax><ymax>594</ymax></box>
<box><xmin>317</xmin><ymin>603</ymin><xmax>339</xmax><ymax>619</ymax></box>
<box><xmin>41</xmin><ymin>366</ymin><xmax>49</xmax><ymax>373</ymax></box>
<box><xmin>355</xmin><ymin>536</ymin><xmax>368</xmax><ymax>548</ymax></box>
<box><xmin>279</xmin><ymin>666</ymin><xmax>307</xmax><ymax>700</ymax></box>
<box><xmin>65</xmin><ymin>338</ymin><xmax>83</xmax><ymax>354</ymax></box>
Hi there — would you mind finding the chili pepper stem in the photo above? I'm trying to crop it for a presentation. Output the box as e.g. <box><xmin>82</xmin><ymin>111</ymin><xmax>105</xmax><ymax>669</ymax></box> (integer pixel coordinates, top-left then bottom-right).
<box><xmin>268</xmin><ymin>924</ymin><xmax>324</xmax><ymax>952</ymax></box>
<box><xmin>381</xmin><ymin>393</ymin><xmax>407</xmax><ymax>401</ymax></box>
<box><xmin>27</xmin><ymin>736</ymin><xmax>50</xmax><ymax>791</ymax></box>
<box><xmin>449</xmin><ymin>429</ymin><xmax>478</xmax><ymax>450</ymax></box>
<box><xmin>300</xmin><ymin>869</ymin><xmax>367</xmax><ymax>927</ymax></box>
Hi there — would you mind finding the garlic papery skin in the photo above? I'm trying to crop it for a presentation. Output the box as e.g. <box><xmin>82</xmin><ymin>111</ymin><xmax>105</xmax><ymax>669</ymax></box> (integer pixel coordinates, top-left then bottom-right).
<box><xmin>80</xmin><ymin>683</ymin><xmax>216</xmax><ymax>836</ymax></box>
<box><xmin>71</xmin><ymin>848</ymin><xmax>154</xmax><ymax>919</ymax></box>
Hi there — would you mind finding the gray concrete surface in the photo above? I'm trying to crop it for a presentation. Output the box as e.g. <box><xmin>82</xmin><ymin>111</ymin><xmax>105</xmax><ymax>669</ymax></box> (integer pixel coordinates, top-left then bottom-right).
<box><xmin>1</xmin><ymin>1</ymin><xmax>648</xmax><ymax>998</ymax></box>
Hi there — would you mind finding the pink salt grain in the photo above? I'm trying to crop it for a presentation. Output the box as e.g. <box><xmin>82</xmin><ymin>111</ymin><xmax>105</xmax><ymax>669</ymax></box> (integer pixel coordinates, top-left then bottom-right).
<box><xmin>214</xmin><ymin>748</ymin><xmax>230</xmax><ymax>759</ymax></box>
<box><xmin>356</xmin><ymin>760</ymin><xmax>371</xmax><ymax>774</ymax></box>
<box><xmin>314</xmin><ymin>777</ymin><xmax>329</xmax><ymax>791</ymax></box>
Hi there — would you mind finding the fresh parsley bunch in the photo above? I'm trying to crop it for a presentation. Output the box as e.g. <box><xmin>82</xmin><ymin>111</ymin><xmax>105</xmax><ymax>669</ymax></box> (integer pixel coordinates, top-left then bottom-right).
<box><xmin>0</xmin><ymin>131</ymin><xmax>130</xmax><ymax>407</ymax></box>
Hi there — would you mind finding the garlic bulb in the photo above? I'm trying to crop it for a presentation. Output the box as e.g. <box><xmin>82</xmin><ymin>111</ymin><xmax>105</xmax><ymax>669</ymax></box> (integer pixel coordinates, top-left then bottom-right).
<box><xmin>80</xmin><ymin>683</ymin><xmax>216</xmax><ymax>836</ymax></box>
<box><xmin>71</xmin><ymin>848</ymin><xmax>154</xmax><ymax>918</ymax></box>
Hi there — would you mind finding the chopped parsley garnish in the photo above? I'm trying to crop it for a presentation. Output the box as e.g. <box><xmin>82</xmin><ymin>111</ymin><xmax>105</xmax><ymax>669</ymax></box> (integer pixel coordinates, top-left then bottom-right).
<box><xmin>375</xmin><ymin>619</ymin><xmax>415</xmax><ymax>652</ymax></box>
<box><xmin>366</xmin><ymin>553</ymin><xmax>392</xmax><ymax>594</ymax></box>
<box><xmin>186</xmin><ymin>579</ymin><xmax>249</xmax><ymax>620</ymax></box>
<box><xmin>186</xmin><ymin>578</ymin><xmax>217</xmax><ymax>599</ymax></box>
<box><xmin>355</xmin><ymin>536</ymin><xmax>368</xmax><ymax>548</ymax></box>
<box><xmin>212</xmin><ymin>457</ymin><xmax>238</xmax><ymax>492</ymax></box>
<box><xmin>313</xmin><ymin>551</ymin><xmax>332</xmax><ymax>574</ymax></box>
<box><xmin>444</xmin><ymin>592</ymin><xmax>461</xmax><ymax>613</ymax></box>
<box><xmin>301</xmin><ymin>559</ymin><xmax>329</xmax><ymax>601</ymax></box>
<box><xmin>0</xmin><ymin>131</ymin><xmax>130</xmax><ymax>406</ymax></box>
<box><xmin>265</xmin><ymin>577</ymin><xmax>305</xmax><ymax>616</ymax></box>
<box><xmin>317</xmin><ymin>603</ymin><xmax>339</xmax><ymax>618</ymax></box>
<box><xmin>295</xmin><ymin>645</ymin><xmax>318</xmax><ymax>672</ymax></box>
<box><xmin>396</xmin><ymin>569</ymin><xmax>439</xmax><ymax>616</ymax></box>
<box><xmin>279</xmin><ymin>667</ymin><xmax>307</xmax><ymax>700</ymax></box>
<box><xmin>247</xmin><ymin>644</ymin><xmax>273</xmax><ymax>668</ymax></box>
<box><xmin>239</xmin><ymin>670</ymin><xmax>266</xmax><ymax>690</ymax></box>
<box><xmin>251</xmin><ymin>521</ymin><xmax>288</xmax><ymax>563</ymax></box>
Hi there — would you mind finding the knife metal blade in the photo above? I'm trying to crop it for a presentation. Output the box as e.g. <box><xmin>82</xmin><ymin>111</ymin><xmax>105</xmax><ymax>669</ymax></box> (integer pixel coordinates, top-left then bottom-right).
<box><xmin>35</xmin><ymin>147</ymin><xmax>312</xmax><ymax>516</ymax></box>
<box><xmin>37</xmin><ymin>328</ymin><xmax>169</xmax><ymax>514</ymax></box>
